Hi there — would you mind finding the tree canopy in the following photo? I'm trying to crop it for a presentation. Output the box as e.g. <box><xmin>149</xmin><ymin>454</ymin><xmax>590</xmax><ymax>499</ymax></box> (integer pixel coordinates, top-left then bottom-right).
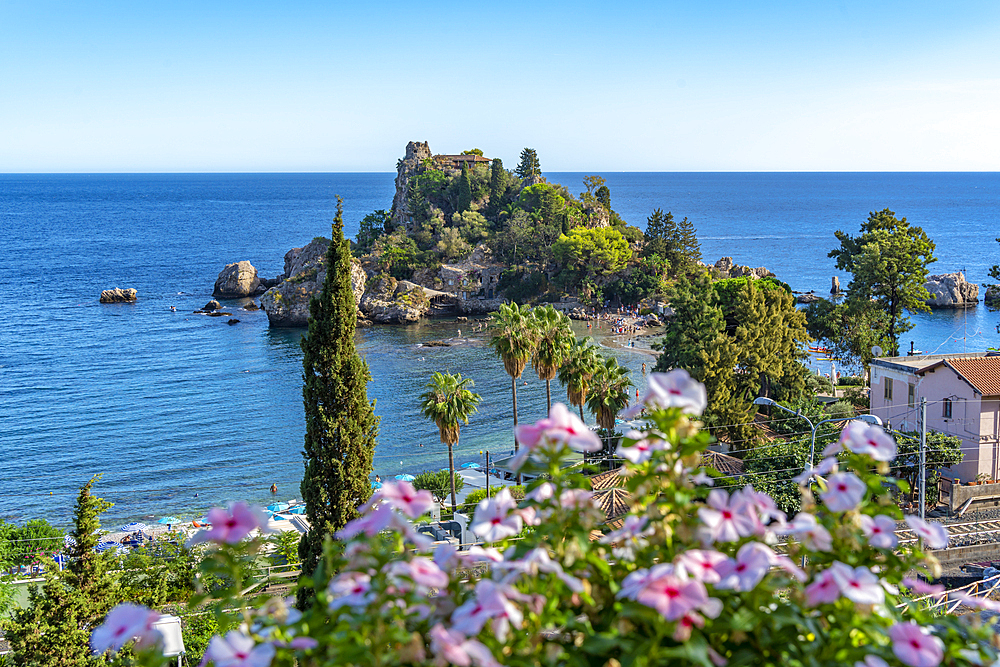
<box><xmin>515</xmin><ymin>148</ymin><xmax>542</xmax><ymax>180</ymax></box>
<box><xmin>829</xmin><ymin>209</ymin><xmax>936</xmax><ymax>355</ymax></box>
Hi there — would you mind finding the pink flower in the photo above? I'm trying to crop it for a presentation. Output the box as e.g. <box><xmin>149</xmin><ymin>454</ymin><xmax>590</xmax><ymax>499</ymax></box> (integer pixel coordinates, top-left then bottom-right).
<box><xmin>90</xmin><ymin>603</ymin><xmax>162</xmax><ymax>655</ymax></box>
<box><xmin>839</xmin><ymin>421</ymin><xmax>897</xmax><ymax>462</ymax></box>
<box><xmin>905</xmin><ymin>516</ymin><xmax>949</xmax><ymax>550</ymax></box>
<box><xmin>601</xmin><ymin>516</ymin><xmax>654</xmax><ymax>562</ymax></box>
<box><xmin>362</xmin><ymin>480</ymin><xmax>435</xmax><ymax>518</ymax></box>
<box><xmin>616</xmin><ymin>430</ymin><xmax>669</xmax><ymax>464</ymax></box>
<box><xmin>804</xmin><ymin>567</ymin><xmax>841</xmax><ymax>607</ymax></box>
<box><xmin>793</xmin><ymin>456</ymin><xmax>838</xmax><ymax>484</ymax></box>
<box><xmin>698</xmin><ymin>489</ymin><xmax>757</xmax><ymax>543</ymax></box>
<box><xmin>387</xmin><ymin>556</ymin><xmax>449</xmax><ymax>590</ymax></box>
<box><xmin>202</xmin><ymin>631</ymin><xmax>276</xmax><ymax>667</ymax></box>
<box><xmin>188</xmin><ymin>502</ymin><xmax>271</xmax><ymax>546</ymax></box>
<box><xmin>734</xmin><ymin>486</ymin><xmax>786</xmax><ymax>528</ymax></box>
<box><xmin>336</xmin><ymin>504</ymin><xmax>432</xmax><ymax>549</ymax></box>
<box><xmin>715</xmin><ymin>542</ymin><xmax>774</xmax><ymax>592</ymax></box>
<box><xmin>433</xmin><ymin>543</ymin><xmax>504</xmax><ymax>571</ymax></box>
<box><xmin>773</xmin><ymin>555</ymin><xmax>807</xmax><ymax>582</ymax></box>
<box><xmin>829</xmin><ymin>561</ymin><xmax>885</xmax><ymax>605</ymax></box>
<box><xmin>901</xmin><ymin>577</ymin><xmax>945</xmax><ymax>597</ymax></box>
<box><xmin>675</xmin><ymin>549</ymin><xmax>730</xmax><ymax>585</ymax></box>
<box><xmin>819</xmin><ymin>472</ymin><xmax>866</xmax><ymax>512</ymax></box>
<box><xmin>860</xmin><ymin>514</ymin><xmax>898</xmax><ymax>549</ymax></box>
<box><xmin>470</xmin><ymin>488</ymin><xmax>523</xmax><ymax>542</ymax></box>
<box><xmin>707</xmin><ymin>647</ymin><xmax>728</xmax><ymax>667</ymax></box>
<box><xmin>494</xmin><ymin>547</ymin><xmax>584</xmax><ymax>592</ymax></box>
<box><xmin>429</xmin><ymin>624</ymin><xmax>500</xmax><ymax>667</ymax></box>
<box><xmin>949</xmin><ymin>590</ymin><xmax>1000</xmax><ymax>612</ymax></box>
<box><xmin>559</xmin><ymin>488</ymin><xmax>595</xmax><ymax>510</ymax></box>
<box><xmin>779</xmin><ymin>513</ymin><xmax>832</xmax><ymax>551</ymax></box>
<box><xmin>690</xmin><ymin>470</ymin><xmax>715</xmax><ymax>486</ymax></box>
<box><xmin>512</xmin><ymin>403</ymin><xmax>602</xmax><ymax>470</ymax></box>
<box><xmin>618</xmin><ymin>567</ymin><xmax>654</xmax><ymax>601</ymax></box>
<box><xmin>622</xmin><ymin>369</ymin><xmax>707</xmax><ymax>418</ymax></box>
<box><xmin>888</xmin><ymin>621</ymin><xmax>944</xmax><ymax>667</ymax></box>
<box><xmin>635</xmin><ymin>565</ymin><xmax>711</xmax><ymax>621</ymax></box>
<box><xmin>525</xmin><ymin>482</ymin><xmax>555</xmax><ymax>503</ymax></box>
<box><xmin>855</xmin><ymin>657</ymin><xmax>889</xmax><ymax>667</ymax></box>
<box><xmin>451</xmin><ymin>580</ymin><xmax>524</xmax><ymax>642</ymax></box>
<box><xmin>327</xmin><ymin>572</ymin><xmax>373</xmax><ymax>611</ymax></box>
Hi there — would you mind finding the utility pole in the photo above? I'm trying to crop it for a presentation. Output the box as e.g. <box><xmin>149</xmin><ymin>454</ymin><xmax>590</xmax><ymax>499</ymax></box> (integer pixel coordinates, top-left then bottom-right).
<box><xmin>920</xmin><ymin>397</ymin><xmax>927</xmax><ymax>521</ymax></box>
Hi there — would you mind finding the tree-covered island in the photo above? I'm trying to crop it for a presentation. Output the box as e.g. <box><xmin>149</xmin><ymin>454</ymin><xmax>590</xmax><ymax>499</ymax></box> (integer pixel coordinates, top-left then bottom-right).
<box><xmin>352</xmin><ymin>142</ymin><xmax>707</xmax><ymax>311</ymax></box>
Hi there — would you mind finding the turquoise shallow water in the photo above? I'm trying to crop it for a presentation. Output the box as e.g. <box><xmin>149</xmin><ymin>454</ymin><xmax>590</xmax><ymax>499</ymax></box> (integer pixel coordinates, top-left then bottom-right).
<box><xmin>1</xmin><ymin>172</ymin><xmax>998</xmax><ymax>526</ymax></box>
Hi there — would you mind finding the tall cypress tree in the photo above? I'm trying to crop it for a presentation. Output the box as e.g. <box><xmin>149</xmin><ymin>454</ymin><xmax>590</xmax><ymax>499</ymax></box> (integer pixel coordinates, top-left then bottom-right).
<box><xmin>489</xmin><ymin>158</ymin><xmax>505</xmax><ymax>208</ymax></box>
<box><xmin>298</xmin><ymin>197</ymin><xmax>379</xmax><ymax>606</ymax></box>
<box><xmin>458</xmin><ymin>162</ymin><xmax>473</xmax><ymax>212</ymax></box>
<box><xmin>4</xmin><ymin>475</ymin><xmax>119</xmax><ymax>666</ymax></box>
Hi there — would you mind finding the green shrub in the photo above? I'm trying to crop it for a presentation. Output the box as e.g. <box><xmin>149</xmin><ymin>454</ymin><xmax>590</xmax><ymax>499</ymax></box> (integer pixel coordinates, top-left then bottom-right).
<box><xmin>412</xmin><ymin>470</ymin><xmax>465</xmax><ymax>499</ymax></box>
<box><xmin>838</xmin><ymin>375</ymin><xmax>864</xmax><ymax>386</ymax></box>
<box><xmin>461</xmin><ymin>486</ymin><xmax>524</xmax><ymax>516</ymax></box>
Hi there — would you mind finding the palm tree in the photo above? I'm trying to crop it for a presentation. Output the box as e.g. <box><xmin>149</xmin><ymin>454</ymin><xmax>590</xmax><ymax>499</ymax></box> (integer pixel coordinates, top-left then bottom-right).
<box><xmin>558</xmin><ymin>337</ymin><xmax>601</xmax><ymax>421</ymax></box>
<box><xmin>419</xmin><ymin>372</ymin><xmax>481</xmax><ymax>512</ymax></box>
<box><xmin>489</xmin><ymin>302</ymin><xmax>538</xmax><ymax>483</ymax></box>
<box><xmin>586</xmin><ymin>357</ymin><xmax>633</xmax><ymax>454</ymax></box>
<box><xmin>530</xmin><ymin>305</ymin><xmax>574</xmax><ymax>415</ymax></box>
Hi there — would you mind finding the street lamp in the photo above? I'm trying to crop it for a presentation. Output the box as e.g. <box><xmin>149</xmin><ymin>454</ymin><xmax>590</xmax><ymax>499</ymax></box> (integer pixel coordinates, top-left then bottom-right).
<box><xmin>752</xmin><ymin>397</ymin><xmax>883</xmax><ymax>471</ymax></box>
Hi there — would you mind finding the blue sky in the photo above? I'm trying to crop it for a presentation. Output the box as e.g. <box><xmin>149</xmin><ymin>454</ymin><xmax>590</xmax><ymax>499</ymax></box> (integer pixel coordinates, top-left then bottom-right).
<box><xmin>2</xmin><ymin>1</ymin><xmax>999</xmax><ymax>171</ymax></box>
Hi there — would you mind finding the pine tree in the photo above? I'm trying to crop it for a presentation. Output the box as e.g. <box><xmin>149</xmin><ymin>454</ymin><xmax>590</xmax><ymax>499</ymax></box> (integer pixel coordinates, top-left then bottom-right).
<box><xmin>642</xmin><ymin>208</ymin><xmax>679</xmax><ymax>265</ymax></box>
<box><xmin>3</xmin><ymin>475</ymin><xmax>119</xmax><ymax>666</ymax></box>
<box><xmin>458</xmin><ymin>162</ymin><xmax>473</xmax><ymax>212</ymax></box>
<box><xmin>677</xmin><ymin>216</ymin><xmax>702</xmax><ymax>265</ymax></box>
<box><xmin>298</xmin><ymin>197</ymin><xmax>379</xmax><ymax>607</ymax></box>
<box><xmin>515</xmin><ymin>148</ymin><xmax>541</xmax><ymax>180</ymax></box>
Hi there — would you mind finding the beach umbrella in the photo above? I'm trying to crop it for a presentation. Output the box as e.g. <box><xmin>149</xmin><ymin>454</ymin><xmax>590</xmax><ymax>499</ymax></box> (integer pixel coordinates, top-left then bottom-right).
<box><xmin>461</xmin><ymin>463</ymin><xmax>481</xmax><ymax>469</ymax></box>
<box><xmin>119</xmin><ymin>522</ymin><xmax>149</xmax><ymax>533</ymax></box>
<box><xmin>157</xmin><ymin>517</ymin><xmax>181</xmax><ymax>525</ymax></box>
<box><xmin>371</xmin><ymin>481</ymin><xmax>382</xmax><ymax>489</ymax></box>
<box><xmin>395</xmin><ymin>473</ymin><xmax>416</xmax><ymax>482</ymax></box>
<box><xmin>288</xmin><ymin>505</ymin><xmax>306</xmax><ymax>514</ymax></box>
<box><xmin>267</xmin><ymin>502</ymin><xmax>290</xmax><ymax>512</ymax></box>
<box><xmin>63</xmin><ymin>535</ymin><xmax>77</xmax><ymax>548</ymax></box>
<box><xmin>94</xmin><ymin>541</ymin><xmax>118</xmax><ymax>553</ymax></box>
<box><xmin>115</xmin><ymin>546</ymin><xmax>130</xmax><ymax>556</ymax></box>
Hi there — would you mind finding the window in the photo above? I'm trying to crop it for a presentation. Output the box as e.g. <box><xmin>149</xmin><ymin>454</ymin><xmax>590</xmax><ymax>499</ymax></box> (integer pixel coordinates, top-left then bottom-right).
<box><xmin>908</xmin><ymin>384</ymin><xmax>915</xmax><ymax>408</ymax></box>
<box><xmin>943</xmin><ymin>398</ymin><xmax>952</xmax><ymax>419</ymax></box>
<box><xmin>884</xmin><ymin>378</ymin><xmax>893</xmax><ymax>401</ymax></box>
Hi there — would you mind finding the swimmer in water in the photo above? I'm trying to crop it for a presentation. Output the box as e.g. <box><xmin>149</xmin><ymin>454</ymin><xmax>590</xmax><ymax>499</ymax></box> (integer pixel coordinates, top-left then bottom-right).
<box><xmin>270</xmin><ymin>483</ymin><xmax>278</xmax><ymax>494</ymax></box>
<box><xmin>170</xmin><ymin>306</ymin><xmax>176</xmax><ymax>312</ymax></box>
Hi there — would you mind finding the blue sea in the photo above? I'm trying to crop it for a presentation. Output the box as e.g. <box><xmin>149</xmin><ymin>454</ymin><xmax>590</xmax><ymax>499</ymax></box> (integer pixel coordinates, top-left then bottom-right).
<box><xmin>2</xmin><ymin>172</ymin><xmax>999</xmax><ymax>526</ymax></box>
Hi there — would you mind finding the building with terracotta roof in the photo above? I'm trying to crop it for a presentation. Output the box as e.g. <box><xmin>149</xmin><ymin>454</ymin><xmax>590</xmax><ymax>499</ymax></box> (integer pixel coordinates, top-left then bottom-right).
<box><xmin>870</xmin><ymin>352</ymin><xmax>1000</xmax><ymax>481</ymax></box>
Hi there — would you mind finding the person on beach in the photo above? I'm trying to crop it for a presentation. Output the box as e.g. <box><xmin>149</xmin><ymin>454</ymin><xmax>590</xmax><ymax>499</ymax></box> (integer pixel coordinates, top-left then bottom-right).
<box><xmin>642</xmin><ymin>362</ymin><xmax>646</xmax><ymax>375</ymax></box>
<box><xmin>375</xmin><ymin>475</ymin><xmax>381</xmax><ymax>483</ymax></box>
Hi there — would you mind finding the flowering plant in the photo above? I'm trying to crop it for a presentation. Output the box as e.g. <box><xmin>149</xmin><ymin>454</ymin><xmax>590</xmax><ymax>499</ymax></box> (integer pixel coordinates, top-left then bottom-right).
<box><xmin>98</xmin><ymin>371</ymin><xmax>1000</xmax><ymax>667</ymax></box>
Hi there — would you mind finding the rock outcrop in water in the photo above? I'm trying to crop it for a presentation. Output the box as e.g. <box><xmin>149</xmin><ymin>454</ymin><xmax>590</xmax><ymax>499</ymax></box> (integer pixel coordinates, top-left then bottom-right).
<box><xmin>260</xmin><ymin>237</ymin><xmax>367</xmax><ymax>327</ymax></box>
<box><xmin>213</xmin><ymin>261</ymin><xmax>261</xmax><ymax>298</ymax></box>
<box><xmin>924</xmin><ymin>272</ymin><xmax>979</xmax><ymax>308</ymax></box>
<box><xmin>713</xmin><ymin>257</ymin><xmax>775</xmax><ymax>280</ymax></box>
<box><xmin>360</xmin><ymin>276</ymin><xmax>431</xmax><ymax>324</ymax></box>
<box><xmin>100</xmin><ymin>288</ymin><xmax>137</xmax><ymax>303</ymax></box>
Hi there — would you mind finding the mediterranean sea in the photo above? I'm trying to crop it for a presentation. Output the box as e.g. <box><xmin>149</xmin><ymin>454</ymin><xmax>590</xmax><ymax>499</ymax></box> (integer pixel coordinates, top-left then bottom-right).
<box><xmin>2</xmin><ymin>172</ymin><xmax>998</xmax><ymax>526</ymax></box>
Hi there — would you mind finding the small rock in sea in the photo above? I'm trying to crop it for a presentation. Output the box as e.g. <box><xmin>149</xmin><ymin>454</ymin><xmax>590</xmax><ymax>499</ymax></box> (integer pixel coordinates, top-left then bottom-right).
<box><xmin>456</xmin><ymin>316</ymin><xmax>468</xmax><ymax>323</ymax></box>
<box><xmin>213</xmin><ymin>260</ymin><xmax>260</xmax><ymax>298</ymax></box>
<box><xmin>243</xmin><ymin>301</ymin><xmax>260</xmax><ymax>311</ymax></box>
<box><xmin>422</xmin><ymin>340</ymin><xmax>452</xmax><ymax>347</ymax></box>
<box><xmin>227</xmin><ymin>319</ymin><xmax>240</xmax><ymax>325</ymax></box>
<box><xmin>203</xmin><ymin>300</ymin><xmax>221</xmax><ymax>312</ymax></box>
<box><xmin>100</xmin><ymin>288</ymin><xmax>138</xmax><ymax>303</ymax></box>
<box><xmin>207</xmin><ymin>311</ymin><xmax>231</xmax><ymax>317</ymax></box>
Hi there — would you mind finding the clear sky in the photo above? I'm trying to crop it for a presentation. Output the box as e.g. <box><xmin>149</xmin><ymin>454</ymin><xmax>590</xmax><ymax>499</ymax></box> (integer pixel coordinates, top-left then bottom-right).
<box><xmin>2</xmin><ymin>1</ymin><xmax>999</xmax><ymax>172</ymax></box>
